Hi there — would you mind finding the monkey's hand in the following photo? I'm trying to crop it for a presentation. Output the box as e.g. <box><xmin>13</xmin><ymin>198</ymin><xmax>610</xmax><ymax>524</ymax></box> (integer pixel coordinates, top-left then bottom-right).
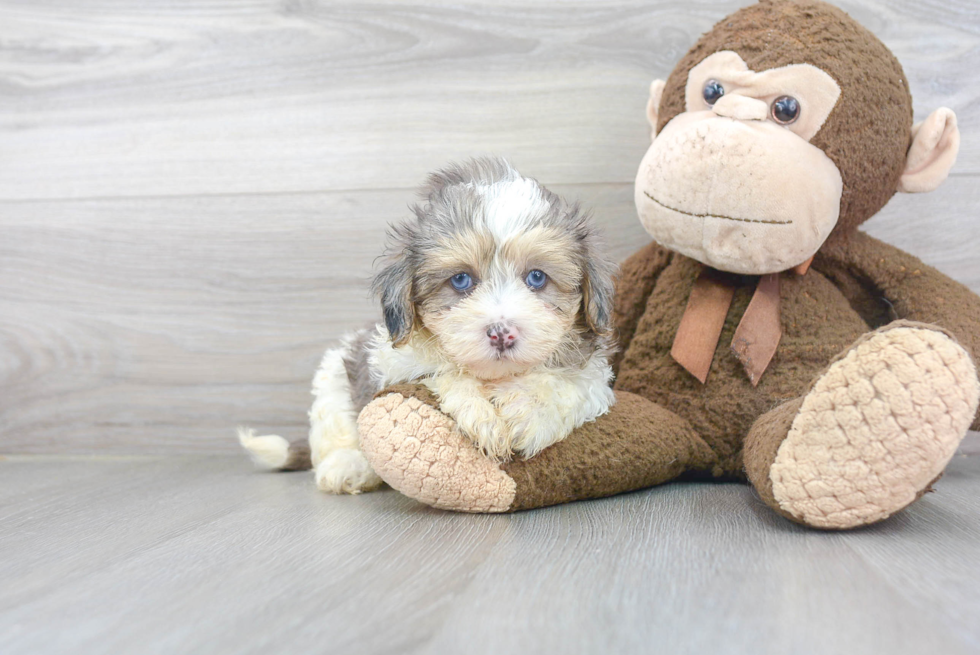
<box><xmin>357</xmin><ymin>384</ymin><xmax>716</xmax><ymax>513</ymax></box>
<box><xmin>357</xmin><ymin>384</ymin><xmax>517</xmax><ymax>512</ymax></box>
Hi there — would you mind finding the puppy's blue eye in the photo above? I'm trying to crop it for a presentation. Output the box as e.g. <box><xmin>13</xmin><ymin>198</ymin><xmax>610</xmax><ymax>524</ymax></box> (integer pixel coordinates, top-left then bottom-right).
<box><xmin>450</xmin><ymin>272</ymin><xmax>473</xmax><ymax>292</ymax></box>
<box><xmin>525</xmin><ymin>269</ymin><xmax>547</xmax><ymax>290</ymax></box>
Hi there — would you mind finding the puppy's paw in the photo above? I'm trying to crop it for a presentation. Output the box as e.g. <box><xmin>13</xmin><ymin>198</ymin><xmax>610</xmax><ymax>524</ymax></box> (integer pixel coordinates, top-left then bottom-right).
<box><xmin>450</xmin><ymin>399</ymin><xmax>515</xmax><ymax>462</ymax></box>
<box><xmin>501</xmin><ymin>404</ymin><xmax>571</xmax><ymax>459</ymax></box>
<box><xmin>512</xmin><ymin>411</ymin><xmax>569</xmax><ymax>459</ymax></box>
<box><xmin>314</xmin><ymin>448</ymin><xmax>383</xmax><ymax>495</ymax></box>
<box><xmin>493</xmin><ymin>389</ymin><xmax>568</xmax><ymax>459</ymax></box>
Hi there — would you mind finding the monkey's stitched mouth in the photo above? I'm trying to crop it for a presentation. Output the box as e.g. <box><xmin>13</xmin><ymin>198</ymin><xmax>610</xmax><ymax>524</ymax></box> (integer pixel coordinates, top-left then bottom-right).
<box><xmin>643</xmin><ymin>191</ymin><xmax>792</xmax><ymax>225</ymax></box>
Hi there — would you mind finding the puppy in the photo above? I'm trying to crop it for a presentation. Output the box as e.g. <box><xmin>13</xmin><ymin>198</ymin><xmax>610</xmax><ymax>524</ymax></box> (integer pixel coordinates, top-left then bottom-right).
<box><xmin>240</xmin><ymin>157</ymin><xmax>617</xmax><ymax>494</ymax></box>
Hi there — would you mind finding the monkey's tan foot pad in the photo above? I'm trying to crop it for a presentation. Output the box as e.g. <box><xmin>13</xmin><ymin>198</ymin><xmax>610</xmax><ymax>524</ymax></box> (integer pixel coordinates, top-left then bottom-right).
<box><xmin>770</xmin><ymin>324</ymin><xmax>980</xmax><ymax>529</ymax></box>
<box><xmin>357</xmin><ymin>392</ymin><xmax>517</xmax><ymax>512</ymax></box>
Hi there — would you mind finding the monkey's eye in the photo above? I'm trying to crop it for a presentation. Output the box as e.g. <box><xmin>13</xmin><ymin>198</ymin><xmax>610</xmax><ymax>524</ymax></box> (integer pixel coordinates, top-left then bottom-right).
<box><xmin>449</xmin><ymin>272</ymin><xmax>473</xmax><ymax>292</ymax></box>
<box><xmin>703</xmin><ymin>80</ymin><xmax>725</xmax><ymax>106</ymax></box>
<box><xmin>525</xmin><ymin>270</ymin><xmax>547</xmax><ymax>290</ymax></box>
<box><xmin>771</xmin><ymin>96</ymin><xmax>800</xmax><ymax>125</ymax></box>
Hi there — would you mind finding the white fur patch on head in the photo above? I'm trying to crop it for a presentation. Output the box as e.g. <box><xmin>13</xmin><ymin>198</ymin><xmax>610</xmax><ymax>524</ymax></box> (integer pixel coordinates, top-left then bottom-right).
<box><xmin>474</xmin><ymin>176</ymin><xmax>552</xmax><ymax>243</ymax></box>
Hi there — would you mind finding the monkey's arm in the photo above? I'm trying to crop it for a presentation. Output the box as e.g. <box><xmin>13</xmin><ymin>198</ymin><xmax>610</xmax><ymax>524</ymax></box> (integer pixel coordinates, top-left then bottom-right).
<box><xmin>610</xmin><ymin>240</ymin><xmax>673</xmax><ymax>376</ymax></box>
<box><xmin>821</xmin><ymin>230</ymin><xmax>980</xmax><ymax>429</ymax></box>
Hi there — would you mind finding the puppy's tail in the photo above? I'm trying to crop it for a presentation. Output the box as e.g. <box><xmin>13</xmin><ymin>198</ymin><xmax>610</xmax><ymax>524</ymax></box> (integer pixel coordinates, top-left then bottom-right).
<box><xmin>237</xmin><ymin>427</ymin><xmax>312</xmax><ymax>471</ymax></box>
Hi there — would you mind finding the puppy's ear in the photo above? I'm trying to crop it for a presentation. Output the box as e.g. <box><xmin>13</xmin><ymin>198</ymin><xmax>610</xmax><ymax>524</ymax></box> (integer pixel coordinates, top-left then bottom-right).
<box><xmin>373</xmin><ymin>237</ymin><xmax>416</xmax><ymax>347</ymax></box>
<box><xmin>575</xmin><ymin>214</ymin><xmax>616</xmax><ymax>336</ymax></box>
<box><xmin>582</xmin><ymin>256</ymin><xmax>616</xmax><ymax>336</ymax></box>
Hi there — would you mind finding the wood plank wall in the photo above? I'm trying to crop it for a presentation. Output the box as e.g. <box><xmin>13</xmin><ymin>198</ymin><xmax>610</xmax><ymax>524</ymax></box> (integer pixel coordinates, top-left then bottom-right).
<box><xmin>2</xmin><ymin>0</ymin><xmax>978</xmax><ymax>454</ymax></box>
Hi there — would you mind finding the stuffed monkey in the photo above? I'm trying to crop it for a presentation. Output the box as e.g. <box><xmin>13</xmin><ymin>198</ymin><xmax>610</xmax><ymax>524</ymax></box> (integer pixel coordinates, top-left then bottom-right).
<box><xmin>356</xmin><ymin>0</ymin><xmax>980</xmax><ymax>529</ymax></box>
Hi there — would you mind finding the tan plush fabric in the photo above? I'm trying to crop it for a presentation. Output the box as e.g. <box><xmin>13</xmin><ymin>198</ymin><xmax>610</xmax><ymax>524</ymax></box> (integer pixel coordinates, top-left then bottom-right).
<box><xmin>635</xmin><ymin>108</ymin><xmax>844</xmax><ymax>274</ymax></box>
<box><xmin>357</xmin><ymin>387</ymin><xmax>516</xmax><ymax>513</ymax></box>
<box><xmin>657</xmin><ymin>0</ymin><xmax>913</xmax><ymax>236</ymax></box>
<box><xmin>769</xmin><ymin>324</ymin><xmax>980</xmax><ymax>528</ymax></box>
<box><xmin>683</xmin><ymin>53</ymin><xmax>841</xmax><ymax>142</ymax></box>
<box><xmin>637</xmin><ymin>47</ymin><xmax>847</xmax><ymax>276</ymax></box>
<box><xmin>899</xmin><ymin>108</ymin><xmax>960</xmax><ymax>194</ymax></box>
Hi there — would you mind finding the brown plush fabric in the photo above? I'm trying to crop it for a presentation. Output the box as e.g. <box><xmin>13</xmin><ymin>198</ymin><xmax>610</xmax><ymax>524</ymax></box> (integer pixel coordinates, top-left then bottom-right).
<box><xmin>501</xmin><ymin>391</ymin><xmax>717</xmax><ymax>512</ymax></box>
<box><xmin>610</xmin><ymin>240</ymin><xmax>674</xmax><ymax>377</ymax></box>
<box><xmin>614</xmin><ymin>255</ymin><xmax>870</xmax><ymax>477</ymax></box>
<box><xmin>657</xmin><ymin>0</ymin><xmax>912</xmax><ymax>237</ymax></box>
<box><xmin>375</xmin><ymin>382</ymin><xmax>442</xmax><ymax>408</ymax></box>
<box><xmin>742</xmin><ymin>397</ymin><xmax>805</xmax><ymax>524</ymax></box>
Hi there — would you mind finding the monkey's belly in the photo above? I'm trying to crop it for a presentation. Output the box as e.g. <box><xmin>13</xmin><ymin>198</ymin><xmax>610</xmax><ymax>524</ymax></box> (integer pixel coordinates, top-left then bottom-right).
<box><xmin>614</xmin><ymin>258</ymin><xmax>870</xmax><ymax>478</ymax></box>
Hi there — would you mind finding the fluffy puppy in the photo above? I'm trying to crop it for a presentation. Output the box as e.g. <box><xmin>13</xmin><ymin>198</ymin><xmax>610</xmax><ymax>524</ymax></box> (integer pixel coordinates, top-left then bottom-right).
<box><xmin>241</xmin><ymin>157</ymin><xmax>617</xmax><ymax>494</ymax></box>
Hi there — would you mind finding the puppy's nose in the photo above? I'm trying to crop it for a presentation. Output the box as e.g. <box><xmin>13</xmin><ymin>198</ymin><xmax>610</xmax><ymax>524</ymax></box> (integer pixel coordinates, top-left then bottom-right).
<box><xmin>487</xmin><ymin>322</ymin><xmax>518</xmax><ymax>351</ymax></box>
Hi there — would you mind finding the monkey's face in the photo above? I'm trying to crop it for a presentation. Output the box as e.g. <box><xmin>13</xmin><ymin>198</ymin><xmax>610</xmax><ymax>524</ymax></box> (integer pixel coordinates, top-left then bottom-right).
<box><xmin>635</xmin><ymin>51</ymin><xmax>843</xmax><ymax>275</ymax></box>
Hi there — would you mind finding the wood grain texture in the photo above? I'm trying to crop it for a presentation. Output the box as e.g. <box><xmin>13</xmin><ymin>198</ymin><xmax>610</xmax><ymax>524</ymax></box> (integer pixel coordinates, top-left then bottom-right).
<box><xmin>2</xmin><ymin>0</ymin><xmax>979</xmax><ymax>201</ymax></box>
<box><xmin>1</xmin><ymin>0</ymin><xmax>979</xmax><ymax>453</ymax></box>
<box><xmin>1</xmin><ymin>454</ymin><xmax>980</xmax><ymax>655</ymax></box>
<box><xmin>0</xmin><ymin>184</ymin><xmax>648</xmax><ymax>452</ymax></box>
<box><xmin>1</xmin><ymin>182</ymin><xmax>976</xmax><ymax>453</ymax></box>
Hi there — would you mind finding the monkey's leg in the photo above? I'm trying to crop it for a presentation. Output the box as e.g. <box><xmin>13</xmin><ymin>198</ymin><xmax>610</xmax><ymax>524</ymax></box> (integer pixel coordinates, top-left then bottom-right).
<box><xmin>744</xmin><ymin>322</ymin><xmax>979</xmax><ymax>530</ymax></box>
<box><xmin>356</xmin><ymin>385</ymin><xmax>717</xmax><ymax>513</ymax></box>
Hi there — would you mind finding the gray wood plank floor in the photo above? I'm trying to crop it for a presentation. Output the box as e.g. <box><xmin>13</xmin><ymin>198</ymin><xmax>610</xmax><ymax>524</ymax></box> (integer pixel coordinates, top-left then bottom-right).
<box><xmin>2</xmin><ymin>454</ymin><xmax>980</xmax><ymax>655</ymax></box>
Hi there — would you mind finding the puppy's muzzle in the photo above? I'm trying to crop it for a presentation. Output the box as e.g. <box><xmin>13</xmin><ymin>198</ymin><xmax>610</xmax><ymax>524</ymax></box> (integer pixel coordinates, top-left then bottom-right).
<box><xmin>487</xmin><ymin>322</ymin><xmax>518</xmax><ymax>352</ymax></box>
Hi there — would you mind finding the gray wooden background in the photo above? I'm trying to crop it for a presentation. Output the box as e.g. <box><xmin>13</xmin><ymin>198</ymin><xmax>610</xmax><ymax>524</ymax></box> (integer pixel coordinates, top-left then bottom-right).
<box><xmin>2</xmin><ymin>0</ymin><xmax>979</xmax><ymax>454</ymax></box>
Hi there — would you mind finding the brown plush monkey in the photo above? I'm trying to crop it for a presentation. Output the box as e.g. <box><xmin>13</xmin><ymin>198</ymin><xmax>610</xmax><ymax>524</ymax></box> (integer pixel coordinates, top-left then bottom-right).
<box><xmin>357</xmin><ymin>0</ymin><xmax>980</xmax><ymax>529</ymax></box>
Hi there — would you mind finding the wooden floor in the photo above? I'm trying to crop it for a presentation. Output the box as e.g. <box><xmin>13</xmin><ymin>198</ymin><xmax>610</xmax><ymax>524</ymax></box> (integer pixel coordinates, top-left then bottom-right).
<box><xmin>2</xmin><ymin>452</ymin><xmax>980</xmax><ymax>655</ymax></box>
<box><xmin>4</xmin><ymin>1</ymin><xmax>980</xmax><ymax>653</ymax></box>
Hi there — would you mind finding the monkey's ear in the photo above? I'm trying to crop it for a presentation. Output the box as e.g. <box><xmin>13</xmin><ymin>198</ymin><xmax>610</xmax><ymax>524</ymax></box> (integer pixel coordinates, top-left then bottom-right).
<box><xmin>646</xmin><ymin>79</ymin><xmax>666</xmax><ymax>140</ymax></box>
<box><xmin>373</xmin><ymin>255</ymin><xmax>416</xmax><ymax>347</ymax></box>
<box><xmin>898</xmin><ymin>108</ymin><xmax>960</xmax><ymax>194</ymax></box>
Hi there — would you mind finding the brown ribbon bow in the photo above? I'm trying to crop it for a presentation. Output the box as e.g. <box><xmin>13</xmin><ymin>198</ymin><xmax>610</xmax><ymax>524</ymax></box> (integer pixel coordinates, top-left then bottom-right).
<box><xmin>670</xmin><ymin>258</ymin><xmax>812</xmax><ymax>386</ymax></box>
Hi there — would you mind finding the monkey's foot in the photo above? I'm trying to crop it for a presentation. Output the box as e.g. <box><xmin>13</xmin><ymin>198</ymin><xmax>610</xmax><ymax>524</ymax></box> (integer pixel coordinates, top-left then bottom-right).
<box><xmin>357</xmin><ymin>387</ymin><xmax>517</xmax><ymax>512</ymax></box>
<box><xmin>749</xmin><ymin>323</ymin><xmax>979</xmax><ymax>529</ymax></box>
